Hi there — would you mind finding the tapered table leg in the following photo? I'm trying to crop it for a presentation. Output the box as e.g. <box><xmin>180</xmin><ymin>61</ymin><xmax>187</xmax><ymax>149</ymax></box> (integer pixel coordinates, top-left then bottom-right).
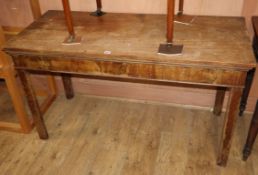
<box><xmin>62</xmin><ymin>74</ymin><xmax>74</xmax><ymax>99</ymax></box>
<box><xmin>158</xmin><ymin>0</ymin><xmax>183</xmax><ymax>55</ymax></box>
<box><xmin>217</xmin><ymin>87</ymin><xmax>242</xmax><ymax>166</ymax></box>
<box><xmin>17</xmin><ymin>70</ymin><xmax>48</xmax><ymax>139</ymax></box>
<box><xmin>177</xmin><ymin>0</ymin><xmax>184</xmax><ymax>15</ymax></box>
<box><xmin>243</xmin><ymin>100</ymin><xmax>258</xmax><ymax>160</ymax></box>
<box><xmin>213</xmin><ymin>87</ymin><xmax>226</xmax><ymax>116</ymax></box>
<box><xmin>239</xmin><ymin>68</ymin><xmax>255</xmax><ymax>116</ymax></box>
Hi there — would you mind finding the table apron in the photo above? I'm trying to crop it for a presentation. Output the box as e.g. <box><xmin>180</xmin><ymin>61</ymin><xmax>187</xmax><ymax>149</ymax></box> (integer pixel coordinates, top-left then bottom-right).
<box><xmin>12</xmin><ymin>55</ymin><xmax>247</xmax><ymax>87</ymax></box>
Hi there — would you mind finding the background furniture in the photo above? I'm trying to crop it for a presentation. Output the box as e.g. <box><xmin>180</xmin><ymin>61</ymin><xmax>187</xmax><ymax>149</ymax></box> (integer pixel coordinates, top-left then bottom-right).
<box><xmin>242</xmin><ymin>16</ymin><xmax>258</xmax><ymax>161</ymax></box>
<box><xmin>0</xmin><ymin>26</ymin><xmax>31</xmax><ymax>133</ymax></box>
<box><xmin>0</xmin><ymin>0</ymin><xmax>57</xmax><ymax>133</ymax></box>
<box><xmin>0</xmin><ymin>25</ymin><xmax>57</xmax><ymax>133</ymax></box>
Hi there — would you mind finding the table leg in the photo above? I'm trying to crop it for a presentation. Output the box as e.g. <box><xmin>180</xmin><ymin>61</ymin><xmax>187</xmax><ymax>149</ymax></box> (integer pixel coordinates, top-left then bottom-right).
<box><xmin>62</xmin><ymin>74</ymin><xmax>74</xmax><ymax>99</ymax></box>
<box><xmin>243</xmin><ymin>100</ymin><xmax>258</xmax><ymax>161</ymax></box>
<box><xmin>91</xmin><ymin>0</ymin><xmax>105</xmax><ymax>16</ymax></box>
<box><xmin>213</xmin><ymin>87</ymin><xmax>226</xmax><ymax>116</ymax></box>
<box><xmin>217</xmin><ymin>87</ymin><xmax>242</xmax><ymax>166</ymax></box>
<box><xmin>239</xmin><ymin>68</ymin><xmax>255</xmax><ymax>116</ymax></box>
<box><xmin>17</xmin><ymin>70</ymin><xmax>48</xmax><ymax>139</ymax></box>
<box><xmin>177</xmin><ymin>0</ymin><xmax>184</xmax><ymax>15</ymax></box>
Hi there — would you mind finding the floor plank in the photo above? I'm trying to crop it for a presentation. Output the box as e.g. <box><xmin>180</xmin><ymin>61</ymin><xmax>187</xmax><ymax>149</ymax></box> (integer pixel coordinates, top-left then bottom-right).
<box><xmin>0</xmin><ymin>93</ymin><xmax>256</xmax><ymax>175</ymax></box>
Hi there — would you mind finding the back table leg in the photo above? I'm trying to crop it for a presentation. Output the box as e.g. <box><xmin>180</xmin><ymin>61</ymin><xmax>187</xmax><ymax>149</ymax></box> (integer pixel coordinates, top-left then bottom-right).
<box><xmin>213</xmin><ymin>87</ymin><xmax>226</xmax><ymax>116</ymax></box>
<box><xmin>62</xmin><ymin>74</ymin><xmax>74</xmax><ymax>99</ymax></box>
<box><xmin>217</xmin><ymin>87</ymin><xmax>242</xmax><ymax>166</ymax></box>
<box><xmin>17</xmin><ymin>70</ymin><xmax>48</xmax><ymax>139</ymax></box>
<box><xmin>243</xmin><ymin>100</ymin><xmax>258</xmax><ymax>160</ymax></box>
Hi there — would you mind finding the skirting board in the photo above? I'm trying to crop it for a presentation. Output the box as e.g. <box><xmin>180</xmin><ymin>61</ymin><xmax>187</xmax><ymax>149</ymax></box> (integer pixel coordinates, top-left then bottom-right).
<box><xmin>30</xmin><ymin>76</ymin><xmax>257</xmax><ymax>113</ymax></box>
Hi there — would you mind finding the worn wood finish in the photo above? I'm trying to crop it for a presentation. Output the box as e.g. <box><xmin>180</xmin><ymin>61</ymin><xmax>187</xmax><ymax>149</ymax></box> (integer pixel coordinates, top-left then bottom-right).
<box><xmin>11</xmin><ymin>55</ymin><xmax>248</xmax><ymax>87</ymax></box>
<box><xmin>243</xmin><ymin>100</ymin><xmax>258</xmax><ymax>160</ymax></box>
<box><xmin>213</xmin><ymin>87</ymin><xmax>226</xmax><ymax>116</ymax></box>
<box><xmin>61</xmin><ymin>74</ymin><xmax>74</xmax><ymax>99</ymax></box>
<box><xmin>17</xmin><ymin>70</ymin><xmax>48</xmax><ymax>139</ymax></box>
<box><xmin>217</xmin><ymin>87</ymin><xmax>242</xmax><ymax>166</ymax></box>
<box><xmin>3</xmin><ymin>11</ymin><xmax>256</xmax><ymax>166</ymax></box>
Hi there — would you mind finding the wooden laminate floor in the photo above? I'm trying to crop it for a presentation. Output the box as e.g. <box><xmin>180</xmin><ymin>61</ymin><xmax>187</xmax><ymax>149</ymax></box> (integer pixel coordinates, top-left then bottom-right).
<box><xmin>0</xmin><ymin>93</ymin><xmax>257</xmax><ymax>175</ymax></box>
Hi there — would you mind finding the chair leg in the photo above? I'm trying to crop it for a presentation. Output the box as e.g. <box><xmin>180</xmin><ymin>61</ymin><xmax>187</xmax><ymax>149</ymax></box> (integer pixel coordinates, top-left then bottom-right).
<box><xmin>4</xmin><ymin>69</ymin><xmax>32</xmax><ymax>133</ymax></box>
<box><xmin>243</xmin><ymin>100</ymin><xmax>258</xmax><ymax>161</ymax></box>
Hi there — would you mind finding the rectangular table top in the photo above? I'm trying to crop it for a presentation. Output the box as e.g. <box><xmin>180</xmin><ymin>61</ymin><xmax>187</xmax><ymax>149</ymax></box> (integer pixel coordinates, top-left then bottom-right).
<box><xmin>3</xmin><ymin>10</ymin><xmax>256</xmax><ymax>71</ymax></box>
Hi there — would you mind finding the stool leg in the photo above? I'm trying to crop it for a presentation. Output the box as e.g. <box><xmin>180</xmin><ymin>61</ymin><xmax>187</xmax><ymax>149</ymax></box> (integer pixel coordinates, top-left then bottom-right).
<box><xmin>213</xmin><ymin>87</ymin><xmax>226</xmax><ymax>116</ymax></box>
<box><xmin>239</xmin><ymin>68</ymin><xmax>255</xmax><ymax>116</ymax></box>
<box><xmin>62</xmin><ymin>74</ymin><xmax>74</xmax><ymax>99</ymax></box>
<box><xmin>243</xmin><ymin>100</ymin><xmax>258</xmax><ymax>161</ymax></box>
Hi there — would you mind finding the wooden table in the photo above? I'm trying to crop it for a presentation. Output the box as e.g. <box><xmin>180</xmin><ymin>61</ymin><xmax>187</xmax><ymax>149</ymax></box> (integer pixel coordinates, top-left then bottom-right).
<box><xmin>3</xmin><ymin>10</ymin><xmax>256</xmax><ymax>166</ymax></box>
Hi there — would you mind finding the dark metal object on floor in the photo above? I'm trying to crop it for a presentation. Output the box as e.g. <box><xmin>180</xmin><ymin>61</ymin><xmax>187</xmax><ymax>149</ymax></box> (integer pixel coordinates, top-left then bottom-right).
<box><xmin>158</xmin><ymin>43</ymin><xmax>183</xmax><ymax>55</ymax></box>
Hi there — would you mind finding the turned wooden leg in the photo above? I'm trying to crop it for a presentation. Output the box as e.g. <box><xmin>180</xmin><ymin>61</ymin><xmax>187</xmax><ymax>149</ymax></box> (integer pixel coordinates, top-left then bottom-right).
<box><xmin>217</xmin><ymin>87</ymin><xmax>242</xmax><ymax>166</ymax></box>
<box><xmin>243</xmin><ymin>100</ymin><xmax>258</xmax><ymax>161</ymax></box>
<box><xmin>17</xmin><ymin>70</ymin><xmax>48</xmax><ymax>139</ymax></box>
<box><xmin>213</xmin><ymin>87</ymin><xmax>226</xmax><ymax>116</ymax></box>
<box><xmin>239</xmin><ymin>68</ymin><xmax>255</xmax><ymax>116</ymax></box>
<box><xmin>62</xmin><ymin>74</ymin><xmax>74</xmax><ymax>99</ymax></box>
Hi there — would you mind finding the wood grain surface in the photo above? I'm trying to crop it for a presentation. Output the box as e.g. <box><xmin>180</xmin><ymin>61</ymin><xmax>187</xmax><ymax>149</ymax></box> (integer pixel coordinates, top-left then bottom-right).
<box><xmin>4</xmin><ymin>11</ymin><xmax>256</xmax><ymax>70</ymax></box>
<box><xmin>0</xmin><ymin>94</ymin><xmax>257</xmax><ymax>174</ymax></box>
